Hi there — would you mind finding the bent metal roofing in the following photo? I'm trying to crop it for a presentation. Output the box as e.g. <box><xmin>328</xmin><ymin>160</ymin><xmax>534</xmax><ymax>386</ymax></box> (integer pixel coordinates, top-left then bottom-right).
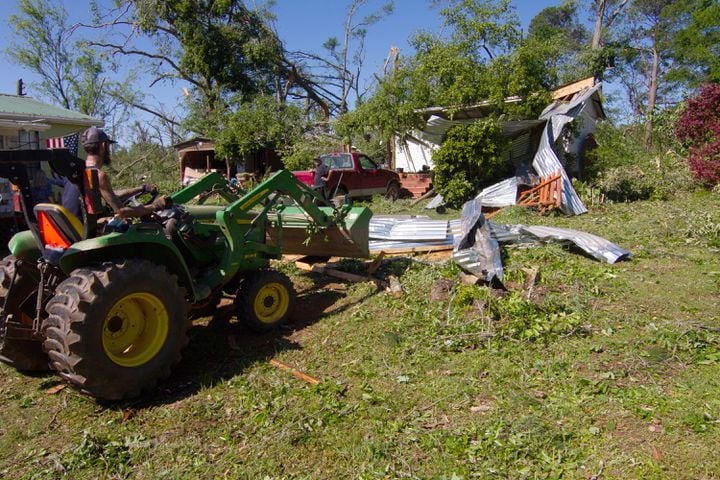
<box><xmin>0</xmin><ymin>94</ymin><xmax>102</xmax><ymax>127</ymax></box>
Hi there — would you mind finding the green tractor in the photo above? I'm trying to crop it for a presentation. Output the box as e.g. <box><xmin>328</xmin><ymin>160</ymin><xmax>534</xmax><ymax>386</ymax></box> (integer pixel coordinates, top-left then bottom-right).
<box><xmin>0</xmin><ymin>149</ymin><xmax>371</xmax><ymax>400</ymax></box>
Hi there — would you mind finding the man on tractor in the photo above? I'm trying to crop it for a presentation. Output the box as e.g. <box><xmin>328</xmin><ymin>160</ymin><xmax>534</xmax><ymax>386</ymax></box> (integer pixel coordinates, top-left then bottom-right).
<box><xmin>81</xmin><ymin>126</ymin><xmax>169</xmax><ymax>219</ymax></box>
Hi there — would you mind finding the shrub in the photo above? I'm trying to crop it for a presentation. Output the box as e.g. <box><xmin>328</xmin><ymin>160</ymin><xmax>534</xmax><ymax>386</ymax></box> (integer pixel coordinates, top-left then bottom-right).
<box><xmin>432</xmin><ymin>119</ymin><xmax>510</xmax><ymax>208</ymax></box>
<box><xmin>594</xmin><ymin>165</ymin><xmax>656</xmax><ymax>202</ymax></box>
<box><xmin>675</xmin><ymin>83</ymin><xmax>720</xmax><ymax>186</ymax></box>
<box><xmin>587</xmin><ymin>120</ymin><xmax>693</xmax><ymax>202</ymax></box>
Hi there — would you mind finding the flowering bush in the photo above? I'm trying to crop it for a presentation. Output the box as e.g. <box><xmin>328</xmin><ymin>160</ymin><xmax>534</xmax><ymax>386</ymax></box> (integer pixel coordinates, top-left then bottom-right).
<box><xmin>675</xmin><ymin>84</ymin><xmax>720</xmax><ymax>186</ymax></box>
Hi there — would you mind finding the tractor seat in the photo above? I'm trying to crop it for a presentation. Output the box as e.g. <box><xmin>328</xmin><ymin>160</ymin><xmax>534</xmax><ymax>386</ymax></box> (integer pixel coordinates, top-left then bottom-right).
<box><xmin>33</xmin><ymin>203</ymin><xmax>83</xmax><ymax>249</ymax></box>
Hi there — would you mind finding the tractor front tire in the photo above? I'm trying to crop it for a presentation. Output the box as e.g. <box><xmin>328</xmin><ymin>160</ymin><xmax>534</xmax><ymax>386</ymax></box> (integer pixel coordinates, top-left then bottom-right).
<box><xmin>236</xmin><ymin>269</ymin><xmax>295</xmax><ymax>332</ymax></box>
<box><xmin>0</xmin><ymin>255</ymin><xmax>47</xmax><ymax>371</ymax></box>
<box><xmin>43</xmin><ymin>260</ymin><xmax>189</xmax><ymax>400</ymax></box>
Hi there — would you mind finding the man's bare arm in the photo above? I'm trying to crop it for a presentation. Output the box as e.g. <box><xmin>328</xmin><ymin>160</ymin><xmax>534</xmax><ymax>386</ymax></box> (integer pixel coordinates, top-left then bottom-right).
<box><xmin>97</xmin><ymin>171</ymin><xmax>165</xmax><ymax>219</ymax></box>
<box><xmin>115</xmin><ymin>183</ymin><xmax>158</xmax><ymax>203</ymax></box>
<box><xmin>115</xmin><ymin>185</ymin><xmax>145</xmax><ymax>202</ymax></box>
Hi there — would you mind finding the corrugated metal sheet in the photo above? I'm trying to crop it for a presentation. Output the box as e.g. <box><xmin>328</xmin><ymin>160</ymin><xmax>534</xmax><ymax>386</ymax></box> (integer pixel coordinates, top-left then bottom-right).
<box><xmin>509</xmin><ymin>131</ymin><xmax>536</xmax><ymax>166</ymax></box>
<box><xmin>487</xmin><ymin>222</ymin><xmax>529</xmax><ymax>243</ymax></box>
<box><xmin>425</xmin><ymin>194</ymin><xmax>445</xmax><ymax>209</ymax></box>
<box><xmin>368</xmin><ymin>218</ymin><xmax>460</xmax><ymax>252</ymax></box>
<box><xmin>452</xmin><ymin>198</ymin><xmax>503</xmax><ymax>282</ymax></box>
<box><xmin>531</xmin><ymin>84</ymin><xmax>606</xmax><ymax>216</ymax></box>
<box><xmin>519</xmin><ymin>225</ymin><xmax>631</xmax><ymax>264</ymax></box>
<box><xmin>367</xmin><ymin>212</ymin><xmax>630</xmax><ymax>283</ymax></box>
<box><xmin>369</xmin><ymin>216</ymin><xmax>448</xmax><ymax>241</ymax></box>
<box><xmin>487</xmin><ymin>222</ymin><xmax>631</xmax><ymax>264</ymax></box>
<box><xmin>541</xmin><ymin>83</ymin><xmax>604</xmax><ymax>119</ymax></box>
<box><xmin>474</xmin><ymin>177</ymin><xmax>518</xmax><ymax>208</ymax></box>
<box><xmin>418</xmin><ymin>115</ymin><xmax>545</xmax><ymax>146</ymax></box>
<box><xmin>532</xmin><ymin>114</ymin><xmax>588</xmax><ymax>215</ymax></box>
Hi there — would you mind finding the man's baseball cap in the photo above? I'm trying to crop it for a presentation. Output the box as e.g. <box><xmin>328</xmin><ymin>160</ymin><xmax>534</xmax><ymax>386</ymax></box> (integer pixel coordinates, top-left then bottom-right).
<box><xmin>81</xmin><ymin>126</ymin><xmax>116</xmax><ymax>147</ymax></box>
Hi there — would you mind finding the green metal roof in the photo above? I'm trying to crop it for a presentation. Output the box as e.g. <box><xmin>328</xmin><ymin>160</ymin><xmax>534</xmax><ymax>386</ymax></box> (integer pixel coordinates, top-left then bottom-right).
<box><xmin>0</xmin><ymin>94</ymin><xmax>103</xmax><ymax>127</ymax></box>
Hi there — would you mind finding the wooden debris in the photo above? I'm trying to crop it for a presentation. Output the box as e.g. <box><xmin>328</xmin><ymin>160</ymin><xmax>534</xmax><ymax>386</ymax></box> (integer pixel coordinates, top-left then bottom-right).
<box><xmin>45</xmin><ymin>384</ymin><xmax>67</xmax><ymax>395</ymax></box>
<box><xmin>297</xmin><ymin>259</ymin><xmax>377</xmax><ymax>285</ymax></box>
<box><xmin>370</xmin><ymin>244</ymin><xmax>454</xmax><ymax>255</ymax></box>
<box><xmin>294</xmin><ymin>261</ymin><xmax>317</xmax><ymax>272</ymax></box>
<box><xmin>458</xmin><ymin>272</ymin><xmax>482</xmax><ymax>285</ymax></box>
<box><xmin>269</xmin><ymin>359</ymin><xmax>320</xmax><ymax>385</ymax></box>
<box><xmin>523</xmin><ymin>266</ymin><xmax>540</xmax><ymax>300</ymax></box>
<box><xmin>365</xmin><ymin>251</ymin><xmax>386</xmax><ymax>275</ymax></box>
<box><xmin>483</xmin><ymin>208</ymin><xmax>505</xmax><ymax>220</ymax></box>
<box><xmin>388</xmin><ymin>275</ymin><xmax>403</xmax><ymax>298</ymax></box>
<box><xmin>323</xmin><ymin>267</ymin><xmax>373</xmax><ymax>283</ymax></box>
<box><xmin>517</xmin><ymin>170</ymin><xmax>563</xmax><ymax>214</ymax></box>
<box><xmin>651</xmin><ymin>444</ymin><xmax>664</xmax><ymax>461</ymax></box>
<box><xmin>410</xmin><ymin>188</ymin><xmax>436</xmax><ymax>207</ymax></box>
<box><xmin>470</xmin><ymin>404</ymin><xmax>493</xmax><ymax>413</ymax></box>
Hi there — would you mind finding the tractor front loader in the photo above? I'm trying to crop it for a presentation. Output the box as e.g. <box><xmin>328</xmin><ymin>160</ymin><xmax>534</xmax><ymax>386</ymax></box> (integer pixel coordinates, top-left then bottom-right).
<box><xmin>0</xmin><ymin>149</ymin><xmax>371</xmax><ymax>400</ymax></box>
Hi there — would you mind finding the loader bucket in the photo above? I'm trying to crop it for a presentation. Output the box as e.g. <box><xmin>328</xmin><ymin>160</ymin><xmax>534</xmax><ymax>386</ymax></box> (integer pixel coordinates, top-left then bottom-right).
<box><xmin>267</xmin><ymin>205</ymin><xmax>372</xmax><ymax>258</ymax></box>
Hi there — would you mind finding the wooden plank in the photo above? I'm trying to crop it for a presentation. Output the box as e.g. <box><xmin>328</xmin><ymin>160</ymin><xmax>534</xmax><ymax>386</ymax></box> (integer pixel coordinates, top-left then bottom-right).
<box><xmin>551</xmin><ymin>76</ymin><xmax>595</xmax><ymax>100</ymax></box>
<box><xmin>388</xmin><ymin>275</ymin><xmax>403</xmax><ymax>298</ymax></box>
<box><xmin>269</xmin><ymin>359</ymin><xmax>320</xmax><ymax>385</ymax></box>
<box><xmin>370</xmin><ymin>244</ymin><xmax>454</xmax><ymax>255</ymax></box>
<box><xmin>366</xmin><ymin>251</ymin><xmax>386</xmax><ymax>275</ymax></box>
<box><xmin>555</xmin><ymin>173</ymin><xmax>563</xmax><ymax>207</ymax></box>
<box><xmin>410</xmin><ymin>188</ymin><xmax>436</xmax><ymax>207</ymax></box>
<box><xmin>323</xmin><ymin>267</ymin><xmax>373</xmax><ymax>283</ymax></box>
<box><xmin>295</xmin><ymin>261</ymin><xmax>316</xmax><ymax>272</ymax></box>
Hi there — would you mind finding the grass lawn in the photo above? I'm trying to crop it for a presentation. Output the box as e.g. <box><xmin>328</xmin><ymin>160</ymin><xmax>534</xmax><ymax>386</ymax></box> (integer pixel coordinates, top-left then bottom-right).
<box><xmin>1</xmin><ymin>190</ymin><xmax>719</xmax><ymax>479</ymax></box>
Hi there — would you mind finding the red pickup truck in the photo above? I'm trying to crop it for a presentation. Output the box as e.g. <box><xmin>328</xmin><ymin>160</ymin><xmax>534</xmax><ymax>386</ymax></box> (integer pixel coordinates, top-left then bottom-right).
<box><xmin>293</xmin><ymin>152</ymin><xmax>401</xmax><ymax>200</ymax></box>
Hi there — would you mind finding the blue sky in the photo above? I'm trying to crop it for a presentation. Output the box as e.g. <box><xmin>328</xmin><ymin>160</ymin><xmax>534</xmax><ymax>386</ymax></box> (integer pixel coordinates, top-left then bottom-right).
<box><xmin>0</xmin><ymin>0</ymin><xmax>559</xmax><ymax>123</ymax></box>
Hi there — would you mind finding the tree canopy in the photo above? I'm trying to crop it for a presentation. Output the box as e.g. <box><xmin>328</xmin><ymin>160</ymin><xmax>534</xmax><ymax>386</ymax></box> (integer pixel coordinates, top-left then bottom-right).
<box><xmin>5</xmin><ymin>0</ymin><xmax>718</xmax><ymax>185</ymax></box>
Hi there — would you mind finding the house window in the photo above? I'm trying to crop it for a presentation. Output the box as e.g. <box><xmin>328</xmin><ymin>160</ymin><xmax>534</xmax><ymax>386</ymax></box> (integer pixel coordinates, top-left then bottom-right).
<box><xmin>0</xmin><ymin>130</ymin><xmax>40</xmax><ymax>150</ymax></box>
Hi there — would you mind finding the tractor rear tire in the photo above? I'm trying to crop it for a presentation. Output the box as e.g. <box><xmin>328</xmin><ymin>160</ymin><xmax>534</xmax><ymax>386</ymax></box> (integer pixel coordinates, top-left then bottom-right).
<box><xmin>0</xmin><ymin>255</ymin><xmax>48</xmax><ymax>371</ymax></box>
<box><xmin>43</xmin><ymin>260</ymin><xmax>189</xmax><ymax>400</ymax></box>
<box><xmin>236</xmin><ymin>269</ymin><xmax>295</xmax><ymax>332</ymax></box>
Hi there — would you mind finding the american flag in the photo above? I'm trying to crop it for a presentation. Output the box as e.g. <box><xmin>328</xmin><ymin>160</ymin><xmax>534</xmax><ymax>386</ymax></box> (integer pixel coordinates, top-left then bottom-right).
<box><xmin>46</xmin><ymin>132</ymin><xmax>79</xmax><ymax>156</ymax></box>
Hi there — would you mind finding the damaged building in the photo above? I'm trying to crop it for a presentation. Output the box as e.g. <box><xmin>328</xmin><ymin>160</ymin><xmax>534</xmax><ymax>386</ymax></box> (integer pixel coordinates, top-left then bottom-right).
<box><xmin>393</xmin><ymin>78</ymin><xmax>605</xmax><ymax>215</ymax></box>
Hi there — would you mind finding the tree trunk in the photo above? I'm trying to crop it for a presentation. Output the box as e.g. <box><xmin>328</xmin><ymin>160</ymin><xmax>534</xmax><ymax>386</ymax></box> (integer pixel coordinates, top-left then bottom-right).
<box><xmin>591</xmin><ymin>0</ymin><xmax>606</xmax><ymax>49</ymax></box>
<box><xmin>644</xmin><ymin>43</ymin><xmax>660</xmax><ymax>150</ymax></box>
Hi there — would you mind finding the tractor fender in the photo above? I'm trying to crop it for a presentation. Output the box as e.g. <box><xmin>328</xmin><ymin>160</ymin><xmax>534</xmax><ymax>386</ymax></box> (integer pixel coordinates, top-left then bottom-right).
<box><xmin>8</xmin><ymin>230</ymin><xmax>41</xmax><ymax>262</ymax></box>
<box><xmin>59</xmin><ymin>232</ymin><xmax>200</xmax><ymax>302</ymax></box>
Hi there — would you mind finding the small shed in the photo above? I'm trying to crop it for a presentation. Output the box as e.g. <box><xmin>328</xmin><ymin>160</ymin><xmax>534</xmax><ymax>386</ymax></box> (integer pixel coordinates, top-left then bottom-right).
<box><xmin>173</xmin><ymin>136</ymin><xmax>287</xmax><ymax>185</ymax></box>
<box><xmin>174</xmin><ymin>137</ymin><xmax>234</xmax><ymax>185</ymax></box>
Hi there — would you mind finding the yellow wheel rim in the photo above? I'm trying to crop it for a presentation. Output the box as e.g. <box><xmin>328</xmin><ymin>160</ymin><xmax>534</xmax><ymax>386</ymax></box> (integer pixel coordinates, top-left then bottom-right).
<box><xmin>102</xmin><ymin>292</ymin><xmax>169</xmax><ymax>367</ymax></box>
<box><xmin>253</xmin><ymin>282</ymin><xmax>290</xmax><ymax>324</ymax></box>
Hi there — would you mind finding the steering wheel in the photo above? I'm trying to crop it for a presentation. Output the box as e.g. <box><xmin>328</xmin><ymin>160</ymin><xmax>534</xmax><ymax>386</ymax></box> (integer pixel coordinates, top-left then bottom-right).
<box><xmin>123</xmin><ymin>189</ymin><xmax>159</xmax><ymax>207</ymax></box>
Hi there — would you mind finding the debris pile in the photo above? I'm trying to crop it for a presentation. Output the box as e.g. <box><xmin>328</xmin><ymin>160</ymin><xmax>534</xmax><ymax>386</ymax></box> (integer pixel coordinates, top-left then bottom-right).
<box><xmin>367</xmin><ymin>197</ymin><xmax>631</xmax><ymax>284</ymax></box>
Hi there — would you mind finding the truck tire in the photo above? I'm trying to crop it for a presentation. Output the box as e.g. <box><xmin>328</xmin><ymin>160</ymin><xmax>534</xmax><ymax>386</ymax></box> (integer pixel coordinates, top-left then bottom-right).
<box><xmin>43</xmin><ymin>260</ymin><xmax>189</xmax><ymax>400</ymax></box>
<box><xmin>0</xmin><ymin>255</ymin><xmax>48</xmax><ymax>371</ymax></box>
<box><xmin>236</xmin><ymin>269</ymin><xmax>295</xmax><ymax>332</ymax></box>
<box><xmin>385</xmin><ymin>182</ymin><xmax>400</xmax><ymax>201</ymax></box>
